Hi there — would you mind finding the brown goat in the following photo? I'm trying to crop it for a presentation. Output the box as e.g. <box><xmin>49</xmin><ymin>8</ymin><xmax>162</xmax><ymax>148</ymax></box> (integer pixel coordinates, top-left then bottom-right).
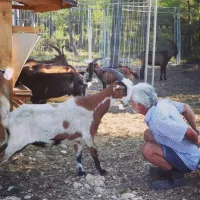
<box><xmin>86</xmin><ymin>58</ymin><xmax>138</xmax><ymax>88</ymax></box>
<box><xmin>139</xmin><ymin>40</ymin><xmax>178</xmax><ymax>80</ymax></box>
<box><xmin>118</xmin><ymin>65</ymin><xmax>138</xmax><ymax>81</ymax></box>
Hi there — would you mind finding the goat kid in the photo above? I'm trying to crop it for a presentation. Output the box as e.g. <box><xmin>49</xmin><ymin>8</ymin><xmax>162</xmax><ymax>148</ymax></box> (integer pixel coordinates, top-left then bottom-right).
<box><xmin>140</xmin><ymin>40</ymin><xmax>178</xmax><ymax>80</ymax></box>
<box><xmin>0</xmin><ymin>68</ymin><xmax>133</xmax><ymax>176</ymax></box>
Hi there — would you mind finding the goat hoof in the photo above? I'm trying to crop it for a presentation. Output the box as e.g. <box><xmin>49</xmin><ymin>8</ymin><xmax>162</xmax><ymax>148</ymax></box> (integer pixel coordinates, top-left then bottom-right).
<box><xmin>78</xmin><ymin>170</ymin><xmax>86</xmax><ymax>176</ymax></box>
<box><xmin>100</xmin><ymin>169</ymin><xmax>107</xmax><ymax>176</ymax></box>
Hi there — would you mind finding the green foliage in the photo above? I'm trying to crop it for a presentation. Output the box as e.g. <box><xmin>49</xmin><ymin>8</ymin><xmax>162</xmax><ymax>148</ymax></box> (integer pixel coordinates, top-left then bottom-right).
<box><xmin>186</xmin><ymin>54</ymin><xmax>200</xmax><ymax>64</ymax></box>
<box><xmin>158</xmin><ymin>0</ymin><xmax>200</xmax><ymax>62</ymax></box>
<box><xmin>31</xmin><ymin>0</ymin><xmax>199</xmax><ymax>64</ymax></box>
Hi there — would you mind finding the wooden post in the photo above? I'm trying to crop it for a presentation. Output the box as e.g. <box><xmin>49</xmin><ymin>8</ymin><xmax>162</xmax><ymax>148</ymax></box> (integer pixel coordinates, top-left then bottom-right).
<box><xmin>0</xmin><ymin>1</ymin><xmax>12</xmax><ymax>139</ymax></box>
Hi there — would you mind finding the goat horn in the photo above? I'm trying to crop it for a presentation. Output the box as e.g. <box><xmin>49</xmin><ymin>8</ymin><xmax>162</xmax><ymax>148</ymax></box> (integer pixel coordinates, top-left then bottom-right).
<box><xmin>91</xmin><ymin>58</ymin><xmax>104</xmax><ymax>64</ymax></box>
<box><xmin>95</xmin><ymin>67</ymin><xmax>124</xmax><ymax>81</ymax></box>
<box><xmin>49</xmin><ymin>45</ymin><xmax>62</xmax><ymax>55</ymax></box>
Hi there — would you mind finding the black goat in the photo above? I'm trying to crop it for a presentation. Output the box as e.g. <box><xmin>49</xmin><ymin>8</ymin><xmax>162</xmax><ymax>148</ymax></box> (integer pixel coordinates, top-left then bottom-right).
<box><xmin>16</xmin><ymin>65</ymin><xmax>87</xmax><ymax>104</ymax></box>
<box><xmin>140</xmin><ymin>40</ymin><xmax>178</xmax><ymax>80</ymax></box>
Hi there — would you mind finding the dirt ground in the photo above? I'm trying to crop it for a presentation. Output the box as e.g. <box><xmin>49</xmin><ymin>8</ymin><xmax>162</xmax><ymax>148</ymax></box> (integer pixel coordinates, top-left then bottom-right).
<box><xmin>0</xmin><ymin>63</ymin><xmax>200</xmax><ymax>200</ymax></box>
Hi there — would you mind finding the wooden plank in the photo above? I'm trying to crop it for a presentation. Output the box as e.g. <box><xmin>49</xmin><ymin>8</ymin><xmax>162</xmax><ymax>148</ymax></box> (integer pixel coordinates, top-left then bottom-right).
<box><xmin>12</xmin><ymin>5</ymin><xmax>34</xmax><ymax>10</ymax></box>
<box><xmin>13</xmin><ymin>4</ymin><xmax>63</xmax><ymax>12</ymax></box>
<box><xmin>33</xmin><ymin>4</ymin><xmax>71</xmax><ymax>12</ymax></box>
<box><xmin>31</xmin><ymin>5</ymin><xmax>61</xmax><ymax>12</ymax></box>
<box><xmin>12</xmin><ymin>4</ymin><xmax>77</xmax><ymax>12</ymax></box>
<box><xmin>15</xmin><ymin>0</ymin><xmax>61</xmax><ymax>6</ymax></box>
<box><xmin>12</xmin><ymin>26</ymin><xmax>41</xmax><ymax>33</ymax></box>
<box><xmin>13</xmin><ymin>95</ymin><xmax>32</xmax><ymax>101</ymax></box>
<box><xmin>0</xmin><ymin>1</ymin><xmax>12</xmax><ymax>139</ymax></box>
<box><xmin>0</xmin><ymin>2</ymin><xmax>12</xmax><ymax>68</ymax></box>
<box><xmin>12</xmin><ymin>100</ymin><xmax>21</xmax><ymax>108</ymax></box>
<box><xmin>12</xmin><ymin>0</ymin><xmax>77</xmax><ymax>12</ymax></box>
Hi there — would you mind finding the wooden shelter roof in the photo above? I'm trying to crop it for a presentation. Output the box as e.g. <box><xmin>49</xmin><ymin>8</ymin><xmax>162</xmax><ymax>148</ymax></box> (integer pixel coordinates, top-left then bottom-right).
<box><xmin>12</xmin><ymin>0</ymin><xmax>78</xmax><ymax>12</ymax></box>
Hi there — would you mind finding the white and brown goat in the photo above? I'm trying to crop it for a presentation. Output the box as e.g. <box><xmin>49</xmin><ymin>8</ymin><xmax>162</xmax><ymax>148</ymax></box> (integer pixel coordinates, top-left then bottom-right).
<box><xmin>0</xmin><ymin>68</ymin><xmax>133</xmax><ymax>176</ymax></box>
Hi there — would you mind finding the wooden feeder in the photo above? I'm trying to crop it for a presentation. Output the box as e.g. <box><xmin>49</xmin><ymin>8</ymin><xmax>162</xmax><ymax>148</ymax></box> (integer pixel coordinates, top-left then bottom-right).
<box><xmin>0</xmin><ymin>0</ymin><xmax>78</xmax><ymax>138</ymax></box>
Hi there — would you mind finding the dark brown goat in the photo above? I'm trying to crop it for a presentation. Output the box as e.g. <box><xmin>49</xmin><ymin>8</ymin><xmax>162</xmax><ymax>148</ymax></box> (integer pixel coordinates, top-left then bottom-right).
<box><xmin>85</xmin><ymin>58</ymin><xmax>138</xmax><ymax>88</ymax></box>
<box><xmin>15</xmin><ymin>64</ymin><xmax>86</xmax><ymax>104</ymax></box>
<box><xmin>25</xmin><ymin>45</ymin><xmax>69</xmax><ymax>67</ymax></box>
<box><xmin>21</xmin><ymin>64</ymin><xmax>76</xmax><ymax>76</ymax></box>
<box><xmin>139</xmin><ymin>40</ymin><xmax>178</xmax><ymax>80</ymax></box>
<box><xmin>25</xmin><ymin>45</ymin><xmax>77</xmax><ymax>72</ymax></box>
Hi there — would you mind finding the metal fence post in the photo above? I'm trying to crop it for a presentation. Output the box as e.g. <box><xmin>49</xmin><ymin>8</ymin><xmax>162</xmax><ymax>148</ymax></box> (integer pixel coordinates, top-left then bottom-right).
<box><xmin>151</xmin><ymin>0</ymin><xmax>157</xmax><ymax>86</ymax></box>
<box><xmin>144</xmin><ymin>0</ymin><xmax>151</xmax><ymax>83</ymax></box>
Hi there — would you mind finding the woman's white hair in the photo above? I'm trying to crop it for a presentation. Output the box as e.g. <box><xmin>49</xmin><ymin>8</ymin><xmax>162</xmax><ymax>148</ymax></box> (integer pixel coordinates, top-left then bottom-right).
<box><xmin>131</xmin><ymin>83</ymin><xmax>158</xmax><ymax>109</ymax></box>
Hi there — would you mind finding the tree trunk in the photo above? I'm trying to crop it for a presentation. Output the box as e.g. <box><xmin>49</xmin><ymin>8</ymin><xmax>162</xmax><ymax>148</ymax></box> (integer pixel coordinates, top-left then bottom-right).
<box><xmin>68</xmin><ymin>10</ymin><xmax>79</xmax><ymax>57</ymax></box>
<box><xmin>110</xmin><ymin>0</ymin><xmax>122</xmax><ymax>68</ymax></box>
<box><xmin>187</xmin><ymin>0</ymin><xmax>192</xmax><ymax>52</ymax></box>
<box><xmin>49</xmin><ymin>12</ymin><xmax>54</xmax><ymax>38</ymax></box>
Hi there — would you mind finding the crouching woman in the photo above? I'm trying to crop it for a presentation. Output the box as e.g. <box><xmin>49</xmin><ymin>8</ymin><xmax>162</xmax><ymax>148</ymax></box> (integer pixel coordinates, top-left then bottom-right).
<box><xmin>130</xmin><ymin>83</ymin><xmax>200</xmax><ymax>190</ymax></box>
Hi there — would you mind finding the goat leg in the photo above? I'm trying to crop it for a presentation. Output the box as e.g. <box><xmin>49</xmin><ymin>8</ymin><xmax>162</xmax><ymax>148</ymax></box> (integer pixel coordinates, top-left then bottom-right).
<box><xmin>140</xmin><ymin>65</ymin><xmax>145</xmax><ymax>80</ymax></box>
<box><xmin>164</xmin><ymin>64</ymin><xmax>167</xmax><ymax>80</ymax></box>
<box><xmin>74</xmin><ymin>142</ymin><xmax>85</xmax><ymax>176</ymax></box>
<box><xmin>88</xmin><ymin>146</ymin><xmax>107</xmax><ymax>175</ymax></box>
<box><xmin>160</xmin><ymin>66</ymin><xmax>164</xmax><ymax>81</ymax></box>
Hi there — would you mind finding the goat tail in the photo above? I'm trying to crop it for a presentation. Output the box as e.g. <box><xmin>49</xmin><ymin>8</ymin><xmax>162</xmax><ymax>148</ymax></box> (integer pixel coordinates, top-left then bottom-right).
<box><xmin>0</xmin><ymin>95</ymin><xmax>10</xmax><ymax>128</ymax></box>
